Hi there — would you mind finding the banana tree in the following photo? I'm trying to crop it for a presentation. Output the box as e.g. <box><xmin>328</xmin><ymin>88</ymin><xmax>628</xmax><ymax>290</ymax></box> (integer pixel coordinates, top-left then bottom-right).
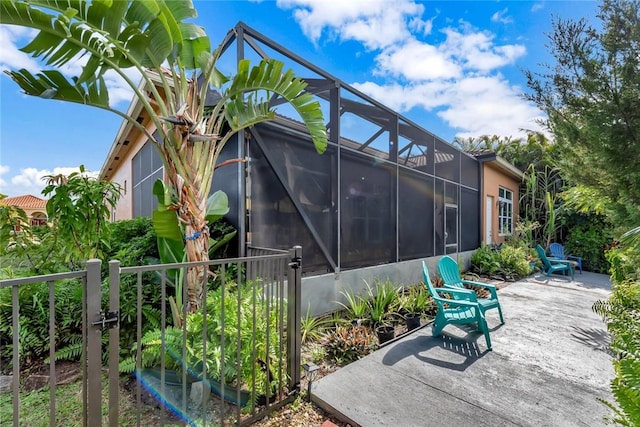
<box><xmin>1</xmin><ymin>0</ymin><xmax>327</xmax><ymax>312</ymax></box>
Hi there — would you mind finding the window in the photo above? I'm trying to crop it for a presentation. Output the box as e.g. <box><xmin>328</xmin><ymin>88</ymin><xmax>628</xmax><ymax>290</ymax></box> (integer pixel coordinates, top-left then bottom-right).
<box><xmin>498</xmin><ymin>187</ymin><xmax>513</xmax><ymax>236</ymax></box>
<box><xmin>30</xmin><ymin>212</ymin><xmax>48</xmax><ymax>227</ymax></box>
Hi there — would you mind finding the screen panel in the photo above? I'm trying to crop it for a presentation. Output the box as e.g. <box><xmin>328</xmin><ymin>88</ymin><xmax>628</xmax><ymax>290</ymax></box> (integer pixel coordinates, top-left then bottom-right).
<box><xmin>460</xmin><ymin>187</ymin><xmax>480</xmax><ymax>251</ymax></box>
<box><xmin>398</xmin><ymin>169</ymin><xmax>434</xmax><ymax>260</ymax></box>
<box><xmin>340</xmin><ymin>150</ymin><xmax>394</xmax><ymax>268</ymax></box>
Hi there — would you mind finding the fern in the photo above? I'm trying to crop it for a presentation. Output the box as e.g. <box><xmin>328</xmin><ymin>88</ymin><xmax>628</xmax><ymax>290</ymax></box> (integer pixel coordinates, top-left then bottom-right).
<box><xmin>52</xmin><ymin>340</ymin><xmax>83</xmax><ymax>362</ymax></box>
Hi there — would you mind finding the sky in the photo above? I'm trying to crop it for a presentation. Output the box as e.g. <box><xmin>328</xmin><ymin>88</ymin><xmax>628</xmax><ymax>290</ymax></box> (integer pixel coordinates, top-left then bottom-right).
<box><xmin>0</xmin><ymin>0</ymin><xmax>600</xmax><ymax>198</ymax></box>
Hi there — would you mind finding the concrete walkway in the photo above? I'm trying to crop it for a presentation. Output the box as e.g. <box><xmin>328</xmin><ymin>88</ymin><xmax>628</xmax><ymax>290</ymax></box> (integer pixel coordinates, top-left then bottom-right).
<box><xmin>312</xmin><ymin>272</ymin><xmax>614</xmax><ymax>427</ymax></box>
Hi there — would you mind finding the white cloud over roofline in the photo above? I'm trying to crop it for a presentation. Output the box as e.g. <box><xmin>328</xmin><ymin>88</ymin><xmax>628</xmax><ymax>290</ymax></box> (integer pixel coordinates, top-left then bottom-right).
<box><xmin>277</xmin><ymin>0</ymin><xmax>544</xmax><ymax>140</ymax></box>
<box><xmin>0</xmin><ymin>166</ymin><xmax>99</xmax><ymax>198</ymax></box>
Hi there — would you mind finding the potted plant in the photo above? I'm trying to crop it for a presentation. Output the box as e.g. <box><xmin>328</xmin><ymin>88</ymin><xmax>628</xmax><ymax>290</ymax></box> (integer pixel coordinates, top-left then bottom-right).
<box><xmin>396</xmin><ymin>285</ymin><xmax>432</xmax><ymax>331</ymax></box>
<box><xmin>365</xmin><ymin>279</ymin><xmax>399</xmax><ymax>344</ymax></box>
<box><xmin>337</xmin><ymin>288</ymin><xmax>369</xmax><ymax>326</ymax></box>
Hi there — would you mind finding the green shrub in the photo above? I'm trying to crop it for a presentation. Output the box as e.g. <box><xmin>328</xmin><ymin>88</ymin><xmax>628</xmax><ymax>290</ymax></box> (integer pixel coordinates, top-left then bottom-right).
<box><xmin>119</xmin><ymin>280</ymin><xmax>284</xmax><ymax>408</ymax></box>
<box><xmin>0</xmin><ymin>280</ymin><xmax>83</xmax><ymax>367</ymax></box>
<box><xmin>365</xmin><ymin>279</ymin><xmax>399</xmax><ymax>326</ymax></box>
<box><xmin>497</xmin><ymin>245</ymin><xmax>532</xmax><ymax>279</ymax></box>
<box><xmin>593</xmin><ymin>246</ymin><xmax>640</xmax><ymax>425</ymax></box>
<box><xmin>470</xmin><ymin>245</ymin><xmax>501</xmax><ymax>276</ymax></box>
<box><xmin>394</xmin><ymin>285</ymin><xmax>434</xmax><ymax>316</ymax></box>
<box><xmin>471</xmin><ymin>244</ymin><xmax>532</xmax><ymax>280</ymax></box>
<box><xmin>564</xmin><ymin>215</ymin><xmax>613</xmax><ymax>273</ymax></box>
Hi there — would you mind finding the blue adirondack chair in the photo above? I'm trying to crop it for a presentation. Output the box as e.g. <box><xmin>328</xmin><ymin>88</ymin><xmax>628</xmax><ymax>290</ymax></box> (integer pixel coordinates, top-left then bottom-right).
<box><xmin>437</xmin><ymin>256</ymin><xmax>504</xmax><ymax>324</ymax></box>
<box><xmin>422</xmin><ymin>262</ymin><xmax>492</xmax><ymax>350</ymax></box>
<box><xmin>549</xmin><ymin>243</ymin><xmax>582</xmax><ymax>274</ymax></box>
<box><xmin>536</xmin><ymin>245</ymin><xmax>574</xmax><ymax>280</ymax></box>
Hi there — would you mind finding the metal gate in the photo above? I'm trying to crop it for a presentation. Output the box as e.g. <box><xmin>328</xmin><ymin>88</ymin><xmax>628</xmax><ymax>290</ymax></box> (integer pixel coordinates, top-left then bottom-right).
<box><xmin>0</xmin><ymin>246</ymin><xmax>302</xmax><ymax>426</ymax></box>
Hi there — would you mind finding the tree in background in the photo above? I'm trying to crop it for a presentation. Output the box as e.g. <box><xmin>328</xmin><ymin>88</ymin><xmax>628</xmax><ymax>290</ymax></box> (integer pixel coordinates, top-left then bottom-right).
<box><xmin>525</xmin><ymin>0</ymin><xmax>640</xmax><ymax>228</ymax></box>
<box><xmin>1</xmin><ymin>0</ymin><xmax>327</xmax><ymax>312</ymax></box>
<box><xmin>42</xmin><ymin>165</ymin><xmax>121</xmax><ymax>267</ymax></box>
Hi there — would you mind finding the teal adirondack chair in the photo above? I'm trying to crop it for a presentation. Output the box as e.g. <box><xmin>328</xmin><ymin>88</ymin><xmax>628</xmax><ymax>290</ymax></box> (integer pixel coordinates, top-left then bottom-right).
<box><xmin>549</xmin><ymin>243</ymin><xmax>582</xmax><ymax>274</ymax></box>
<box><xmin>437</xmin><ymin>256</ymin><xmax>504</xmax><ymax>324</ymax></box>
<box><xmin>536</xmin><ymin>245</ymin><xmax>574</xmax><ymax>280</ymax></box>
<box><xmin>422</xmin><ymin>262</ymin><xmax>492</xmax><ymax>350</ymax></box>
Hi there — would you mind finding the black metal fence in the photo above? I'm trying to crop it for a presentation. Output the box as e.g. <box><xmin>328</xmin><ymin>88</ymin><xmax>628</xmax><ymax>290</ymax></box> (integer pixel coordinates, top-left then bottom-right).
<box><xmin>0</xmin><ymin>246</ymin><xmax>301</xmax><ymax>426</ymax></box>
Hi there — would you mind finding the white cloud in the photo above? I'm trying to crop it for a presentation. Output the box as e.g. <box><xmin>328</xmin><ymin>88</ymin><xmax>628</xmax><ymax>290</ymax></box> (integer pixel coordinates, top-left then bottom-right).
<box><xmin>0</xmin><ymin>25</ymin><xmax>40</xmax><ymax>73</ymax></box>
<box><xmin>277</xmin><ymin>0</ymin><xmax>539</xmax><ymax>140</ymax></box>
<box><xmin>531</xmin><ymin>2</ymin><xmax>545</xmax><ymax>12</ymax></box>
<box><xmin>276</xmin><ymin>0</ymin><xmax>430</xmax><ymax>50</ymax></box>
<box><xmin>375</xmin><ymin>39</ymin><xmax>461</xmax><ymax>81</ymax></box>
<box><xmin>441</xmin><ymin>26</ymin><xmax>526</xmax><ymax>72</ymax></box>
<box><xmin>491</xmin><ymin>8</ymin><xmax>514</xmax><ymax>25</ymax></box>
<box><xmin>0</xmin><ymin>166</ymin><xmax>99</xmax><ymax>198</ymax></box>
<box><xmin>353</xmin><ymin>76</ymin><xmax>543</xmax><ymax>139</ymax></box>
<box><xmin>0</xmin><ymin>24</ymin><xmax>136</xmax><ymax>107</ymax></box>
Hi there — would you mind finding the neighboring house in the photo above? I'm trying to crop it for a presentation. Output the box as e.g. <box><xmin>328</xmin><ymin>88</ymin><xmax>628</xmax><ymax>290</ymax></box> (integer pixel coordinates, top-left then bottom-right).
<box><xmin>0</xmin><ymin>194</ymin><xmax>48</xmax><ymax>228</ymax></box>
<box><xmin>468</xmin><ymin>150</ymin><xmax>524</xmax><ymax>245</ymax></box>
<box><xmin>99</xmin><ymin>22</ymin><xmax>522</xmax><ymax>313</ymax></box>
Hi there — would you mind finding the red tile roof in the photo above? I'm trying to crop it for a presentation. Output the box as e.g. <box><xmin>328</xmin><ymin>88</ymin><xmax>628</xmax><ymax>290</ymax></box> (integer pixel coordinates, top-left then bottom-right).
<box><xmin>0</xmin><ymin>195</ymin><xmax>48</xmax><ymax>209</ymax></box>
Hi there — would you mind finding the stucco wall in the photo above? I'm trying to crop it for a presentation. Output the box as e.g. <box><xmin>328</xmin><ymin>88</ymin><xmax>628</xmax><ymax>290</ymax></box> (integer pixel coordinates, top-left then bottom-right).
<box><xmin>301</xmin><ymin>251</ymin><xmax>474</xmax><ymax>316</ymax></box>
<box><xmin>482</xmin><ymin>164</ymin><xmax>520</xmax><ymax>245</ymax></box>
<box><xmin>108</xmin><ymin>120</ymin><xmax>158</xmax><ymax>221</ymax></box>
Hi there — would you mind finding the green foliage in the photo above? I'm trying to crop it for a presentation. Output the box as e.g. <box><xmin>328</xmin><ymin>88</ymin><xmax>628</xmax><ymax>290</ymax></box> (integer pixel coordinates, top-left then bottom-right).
<box><xmin>471</xmin><ymin>244</ymin><xmax>532</xmax><ymax>280</ymax></box>
<box><xmin>593</xmin><ymin>244</ymin><xmax>640</xmax><ymax>425</ymax></box>
<box><xmin>505</xmin><ymin>220</ymin><xmax>540</xmax><ymax>251</ymax></box>
<box><xmin>498</xmin><ymin>245</ymin><xmax>533</xmax><ymax>279</ymax></box>
<box><xmin>119</xmin><ymin>280</ymin><xmax>284</xmax><ymax>407</ymax></box>
<box><xmin>337</xmin><ymin>288</ymin><xmax>369</xmax><ymax>320</ymax></box>
<box><xmin>324</xmin><ymin>325</ymin><xmax>376</xmax><ymax>366</ymax></box>
<box><xmin>470</xmin><ymin>246</ymin><xmax>501</xmax><ymax>277</ymax></box>
<box><xmin>394</xmin><ymin>285</ymin><xmax>434</xmax><ymax>315</ymax></box>
<box><xmin>520</xmin><ymin>165</ymin><xmax>563</xmax><ymax>247</ymax></box>
<box><xmin>301</xmin><ymin>311</ymin><xmax>336</xmax><ymax>344</ymax></box>
<box><xmin>525</xmin><ymin>0</ymin><xmax>640</xmax><ymax>228</ymax></box>
<box><xmin>2</xmin><ymin>0</ymin><xmax>327</xmax><ymax>313</ymax></box>
<box><xmin>454</xmin><ymin>131</ymin><xmax>557</xmax><ymax>172</ymax></box>
<box><xmin>564</xmin><ymin>215</ymin><xmax>613</xmax><ymax>273</ymax></box>
<box><xmin>0</xmin><ymin>280</ymin><xmax>83</xmax><ymax>367</ymax></box>
<box><xmin>42</xmin><ymin>166</ymin><xmax>121</xmax><ymax>266</ymax></box>
<box><xmin>103</xmin><ymin>217</ymin><xmax>159</xmax><ymax>265</ymax></box>
<box><xmin>365</xmin><ymin>279</ymin><xmax>399</xmax><ymax>326</ymax></box>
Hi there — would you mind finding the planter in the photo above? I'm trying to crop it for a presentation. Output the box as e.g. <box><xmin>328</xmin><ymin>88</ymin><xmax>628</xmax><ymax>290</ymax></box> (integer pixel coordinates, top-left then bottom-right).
<box><xmin>404</xmin><ymin>313</ymin><xmax>421</xmax><ymax>331</ymax></box>
<box><xmin>375</xmin><ymin>325</ymin><xmax>395</xmax><ymax>344</ymax></box>
<box><xmin>138</xmin><ymin>368</ymin><xmax>253</xmax><ymax>407</ymax></box>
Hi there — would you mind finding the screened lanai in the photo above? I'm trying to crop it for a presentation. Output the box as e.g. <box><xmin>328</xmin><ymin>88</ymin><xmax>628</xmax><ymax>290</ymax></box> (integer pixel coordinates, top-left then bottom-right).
<box><xmin>129</xmin><ymin>22</ymin><xmax>481</xmax><ymax>276</ymax></box>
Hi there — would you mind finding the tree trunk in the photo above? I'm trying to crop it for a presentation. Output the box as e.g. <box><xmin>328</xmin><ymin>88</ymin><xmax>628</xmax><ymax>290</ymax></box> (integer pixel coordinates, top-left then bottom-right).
<box><xmin>184</xmin><ymin>221</ymin><xmax>210</xmax><ymax>312</ymax></box>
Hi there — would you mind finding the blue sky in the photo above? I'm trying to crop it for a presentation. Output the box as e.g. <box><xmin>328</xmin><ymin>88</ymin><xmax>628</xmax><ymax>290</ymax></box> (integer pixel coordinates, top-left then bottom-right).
<box><xmin>0</xmin><ymin>0</ymin><xmax>599</xmax><ymax>197</ymax></box>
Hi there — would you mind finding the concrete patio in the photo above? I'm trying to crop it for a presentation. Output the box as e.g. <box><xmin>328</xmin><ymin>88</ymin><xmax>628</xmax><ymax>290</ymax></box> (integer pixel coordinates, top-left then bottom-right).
<box><xmin>311</xmin><ymin>271</ymin><xmax>614</xmax><ymax>427</ymax></box>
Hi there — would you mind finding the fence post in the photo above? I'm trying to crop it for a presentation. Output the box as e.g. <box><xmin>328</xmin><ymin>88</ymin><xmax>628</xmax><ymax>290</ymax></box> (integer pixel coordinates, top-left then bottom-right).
<box><xmin>108</xmin><ymin>260</ymin><xmax>120</xmax><ymax>427</ymax></box>
<box><xmin>86</xmin><ymin>259</ymin><xmax>102</xmax><ymax>427</ymax></box>
<box><xmin>287</xmin><ymin>246</ymin><xmax>302</xmax><ymax>391</ymax></box>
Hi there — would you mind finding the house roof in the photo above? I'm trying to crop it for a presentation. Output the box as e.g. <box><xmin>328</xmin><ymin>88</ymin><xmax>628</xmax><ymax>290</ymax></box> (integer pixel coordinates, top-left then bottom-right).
<box><xmin>467</xmin><ymin>150</ymin><xmax>524</xmax><ymax>181</ymax></box>
<box><xmin>0</xmin><ymin>195</ymin><xmax>47</xmax><ymax>210</ymax></box>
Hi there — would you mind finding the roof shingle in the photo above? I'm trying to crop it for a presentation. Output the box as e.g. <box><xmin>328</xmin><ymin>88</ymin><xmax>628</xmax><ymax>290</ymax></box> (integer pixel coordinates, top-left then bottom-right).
<box><xmin>0</xmin><ymin>195</ymin><xmax>48</xmax><ymax>209</ymax></box>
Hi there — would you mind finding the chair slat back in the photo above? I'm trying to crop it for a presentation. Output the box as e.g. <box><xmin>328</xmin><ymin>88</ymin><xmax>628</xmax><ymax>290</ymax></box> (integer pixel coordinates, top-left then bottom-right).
<box><xmin>422</xmin><ymin>262</ymin><xmax>446</xmax><ymax>311</ymax></box>
<box><xmin>536</xmin><ymin>245</ymin><xmax>552</xmax><ymax>269</ymax></box>
<box><xmin>438</xmin><ymin>256</ymin><xmax>464</xmax><ymax>289</ymax></box>
<box><xmin>549</xmin><ymin>243</ymin><xmax>565</xmax><ymax>258</ymax></box>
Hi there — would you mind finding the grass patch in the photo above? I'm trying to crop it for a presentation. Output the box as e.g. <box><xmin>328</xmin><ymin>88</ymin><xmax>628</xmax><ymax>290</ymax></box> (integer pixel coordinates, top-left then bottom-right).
<box><xmin>0</xmin><ymin>376</ymin><xmax>184</xmax><ymax>427</ymax></box>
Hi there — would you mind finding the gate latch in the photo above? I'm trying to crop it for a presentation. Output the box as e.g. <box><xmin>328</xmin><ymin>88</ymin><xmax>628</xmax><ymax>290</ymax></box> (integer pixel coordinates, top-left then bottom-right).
<box><xmin>92</xmin><ymin>311</ymin><xmax>119</xmax><ymax>330</ymax></box>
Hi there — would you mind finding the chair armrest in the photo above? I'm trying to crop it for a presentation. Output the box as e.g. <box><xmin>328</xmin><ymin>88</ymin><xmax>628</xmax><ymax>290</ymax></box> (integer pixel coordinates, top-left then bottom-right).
<box><xmin>550</xmin><ymin>259</ymin><xmax>573</xmax><ymax>267</ymax></box>
<box><xmin>566</xmin><ymin>255</ymin><xmax>582</xmax><ymax>262</ymax></box>
<box><xmin>434</xmin><ymin>287</ymin><xmax>478</xmax><ymax>302</ymax></box>
<box><xmin>438</xmin><ymin>298</ymin><xmax>481</xmax><ymax>309</ymax></box>
<box><xmin>461</xmin><ymin>280</ymin><xmax>498</xmax><ymax>299</ymax></box>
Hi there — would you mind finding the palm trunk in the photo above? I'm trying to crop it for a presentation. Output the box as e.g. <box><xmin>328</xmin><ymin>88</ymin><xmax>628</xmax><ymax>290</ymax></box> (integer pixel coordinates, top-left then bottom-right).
<box><xmin>184</xmin><ymin>221</ymin><xmax>210</xmax><ymax>312</ymax></box>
